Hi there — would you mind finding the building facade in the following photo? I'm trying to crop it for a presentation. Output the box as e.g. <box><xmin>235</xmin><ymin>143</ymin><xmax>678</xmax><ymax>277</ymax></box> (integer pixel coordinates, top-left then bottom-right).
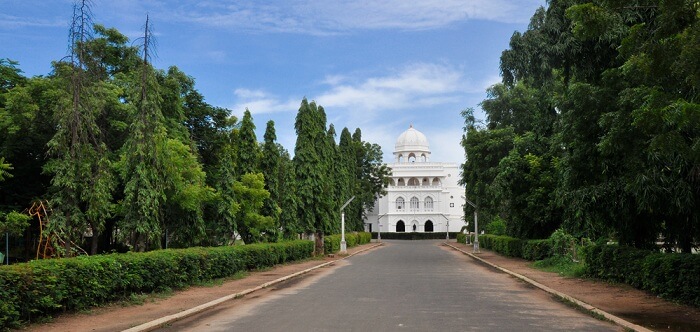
<box><xmin>365</xmin><ymin>125</ymin><xmax>466</xmax><ymax>234</ymax></box>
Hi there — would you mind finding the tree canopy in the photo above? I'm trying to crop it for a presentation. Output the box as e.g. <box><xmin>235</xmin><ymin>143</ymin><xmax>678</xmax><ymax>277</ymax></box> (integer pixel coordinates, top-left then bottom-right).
<box><xmin>461</xmin><ymin>0</ymin><xmax>699</xmax><ymax>251</ymax></box>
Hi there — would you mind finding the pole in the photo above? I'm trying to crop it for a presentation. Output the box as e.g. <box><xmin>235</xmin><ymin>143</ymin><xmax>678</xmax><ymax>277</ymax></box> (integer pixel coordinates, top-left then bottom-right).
<box><xmin>463</xmin><ymin>196</ymin><xmax>479</xmax><ymax>253</ymax></box>
<box><xmin>340</xmin><ymin>212</ymin><xmax>347</xmax><ymax>254</ymax></box>
<box><xmin>339</xmin><ymin>196</ymin><xmax>355</xmax><ymax>255</ymax></box>
<box><xmin>473</xmin><ymin>210</ymin><xmax>479</xmax><ymax>253</ymax></box>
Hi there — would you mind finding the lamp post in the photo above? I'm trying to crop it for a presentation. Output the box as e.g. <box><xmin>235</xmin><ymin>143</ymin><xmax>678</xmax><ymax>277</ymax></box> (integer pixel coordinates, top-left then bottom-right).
<box><xmin>339</xmin><ymin>196</ymin><xmax>355</xmax><ymax>254</ymax></box>
<box><xmin>463</xmin><ymin>196</ymin><xmax>479</xmax><ymax>253</ymax></box>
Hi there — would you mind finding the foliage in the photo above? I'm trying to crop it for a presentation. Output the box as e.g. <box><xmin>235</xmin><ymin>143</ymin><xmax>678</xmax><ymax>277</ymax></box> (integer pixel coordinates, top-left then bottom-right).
<box><xmin>0</xmin><ymin>8</ymin><xmax>388</xmax><ymax>257</ymax></box>
<box><xmin>233</xmin><ymin>173</ymin><xmax>274</xmax><ymax>244</ymax></box>
<box><xmin>322</xmin><ymin>232</ymin><xmax>372</xmax><ymax>253</ymax></box>
<box><xmin>485</xmin><ymin>217</ymin><xmax>506</xmax><ymax>235</ymax></box>
<box><xmin>0</xmin><ymin>240</ymin><xmax>314</xmax><ymax>329</ymax></box>
<box><xmin>0</xmin><ymin>212</ymin><xmax>31</xmax><ymax>237</ymax></box>
<box><xmin>371</xmin><ymin>232</ymin><xmax>461</xmax><ymax>240</ymax></box>
<box><xmin>585</xmin><ymin>244</ymin><xmax>700</xmax><ymax>307</ymax></box>
<box><xmin>461</xmin><ymin>0</ymin><xmax>700</xmax><ymax>250</ymax></box>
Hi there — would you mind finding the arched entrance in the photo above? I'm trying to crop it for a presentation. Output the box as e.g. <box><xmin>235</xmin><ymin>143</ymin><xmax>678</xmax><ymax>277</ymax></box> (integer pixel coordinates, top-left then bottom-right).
<box><xmin>396</xmin><ymin>220</ymin><xmax>405</xmax><ymax>232</ymax></box>
<box><xmin>424</xmin><ymin>220</ymin><xmax>434</xmax><ymax>232</ymax></box>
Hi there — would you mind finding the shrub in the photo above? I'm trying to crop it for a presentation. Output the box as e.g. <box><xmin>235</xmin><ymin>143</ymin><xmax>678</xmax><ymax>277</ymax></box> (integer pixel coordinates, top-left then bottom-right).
<box><xmin>0</xmin><ymin>240</ymin><xmax>314</xmax><ymax>329</ymax></box>
<box><xmin>371</xmin><ymin>232</ymin><xmax>460</xmax><ymax>240</ymax></box>
<box><xmin>585</xmin><ymin>244</ymin><xmax>700</xmax><ymax>307</ymax></box>
<box><xmin>485</xmin><ymin>217</ymin><xmax>506</xmax><ymax>236</ymax></box>
<box><xmin>322</xmin><ymin>232</ymin><xmax>372</xmax><ymax>254</ymax></box>
<box><xmin>522</xmin><ymin>239</ymin><xmax>552</xmax><ymax>261</ymax></box>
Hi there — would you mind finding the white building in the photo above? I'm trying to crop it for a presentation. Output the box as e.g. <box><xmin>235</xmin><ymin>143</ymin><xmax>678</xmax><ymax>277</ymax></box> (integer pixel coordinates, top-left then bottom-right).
<box><xmin>365</xmin><ymin>125</ymin><xmax>466</xmax><ymax>234</ymax></box>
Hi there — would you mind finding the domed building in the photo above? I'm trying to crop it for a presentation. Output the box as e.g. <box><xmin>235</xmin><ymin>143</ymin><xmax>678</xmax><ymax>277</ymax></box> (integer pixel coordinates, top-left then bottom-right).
<box><xmin>365</xmin><ymin>125</ymin><xmax>466</xmax><ymax>234</ymax></box>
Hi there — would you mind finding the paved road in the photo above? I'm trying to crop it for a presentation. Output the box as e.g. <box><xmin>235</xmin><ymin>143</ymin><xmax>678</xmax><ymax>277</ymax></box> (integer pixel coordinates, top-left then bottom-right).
<box><xmin>163</xmin><ymin>240</ymin><xmax>619</xmax><ymax>331</ymax></box>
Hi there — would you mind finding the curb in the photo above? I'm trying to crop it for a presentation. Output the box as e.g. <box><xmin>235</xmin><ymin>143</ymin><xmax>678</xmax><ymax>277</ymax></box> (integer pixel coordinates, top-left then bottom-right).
<box><xmin>443</xmin><ymin>242</ymin><xmax>652</xmax><ymax>332</ymax></box>
<box><xmin>122</xmin><ymin>242</ymin><xmax>384</xmax><ymax>332</ymax></box>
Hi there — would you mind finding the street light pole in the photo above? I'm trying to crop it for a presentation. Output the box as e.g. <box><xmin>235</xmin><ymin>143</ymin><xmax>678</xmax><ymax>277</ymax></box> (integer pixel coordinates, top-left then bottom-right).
<box><xmin>339</xmin><ymin>196</ymin><xmax>355</xmax><ymax>254</ymax></box>
<box><xmin>463</xmin><ymin>196</ymin><xmax>479</xmax><ymax>253</ymax></box>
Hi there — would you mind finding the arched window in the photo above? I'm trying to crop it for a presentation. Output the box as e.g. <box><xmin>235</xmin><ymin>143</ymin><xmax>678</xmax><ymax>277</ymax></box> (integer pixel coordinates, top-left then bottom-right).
<box><xmin>398</xmin><ymin>154</ymin><xmax>404</xmax><ymax>163</ymax></box>
<box><xmin>424</xmin><ymin>197</ymin><xmax>434</xmax><ymax>210</ymax></box>
<box><xmin>425</xmin><ymin>220</ymin><xmax>434</xmax><ymax>232</ymax></box>
<box><xmin>408</xmin><ymin>178</ymin><xmax>419</xmax><ymax>186</ymax></box>
<box><xmin>396</xmin><ymin>220</ymin><xmax>405</xmax><ymax>232</ymax></box>
<box><xmin>396</xmin><ymin>197</ymin><xmax>405</xmax><ymax>210</ymax></box>
<box><xmin>421</xmin><ymin>154</ymin><xmax>426</xmax><ymax>162</ymax></box>
<box><xmin>410</xmin><ymin>197</ymin><xmax>419</xmax><ymax>209</ymax></box>
<box><xmin>432</xmin><ymin>177</ymin><xmax>441</xmax><ymax>186</ymax></box>
<box><xmin>397</xmin><ymin>178</ymin><xmax>405</xmax><ymax>186</ymax></box>
<box><xmin>422</xmin><ymin>178</ymin><xmax>429</xmax><ymax>186</ymax></box>
<box><xmin>408</xmin><ymin>153</ymin><xmax>416</xmax><ymax>163</ymax></box>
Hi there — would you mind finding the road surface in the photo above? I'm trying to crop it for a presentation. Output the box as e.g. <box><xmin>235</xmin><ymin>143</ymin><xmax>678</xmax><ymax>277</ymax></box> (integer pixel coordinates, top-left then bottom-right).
<box><xmin>162</xmin><ymin>240</ymin><xmax>619</xmax><ymax>331</ymax></box>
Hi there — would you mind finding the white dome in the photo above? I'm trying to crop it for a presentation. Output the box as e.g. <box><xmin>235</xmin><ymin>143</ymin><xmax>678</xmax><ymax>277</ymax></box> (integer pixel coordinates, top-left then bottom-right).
<box><xmin>394</xmin><ymin>125</ymin><xmax>430</xmax><ymax>163</ymax></box>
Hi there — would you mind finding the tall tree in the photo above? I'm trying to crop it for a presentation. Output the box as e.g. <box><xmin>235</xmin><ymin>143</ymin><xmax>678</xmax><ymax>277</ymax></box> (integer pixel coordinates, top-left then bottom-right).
<box><xmin>260</xmin><ymin>120</ymin><xmax>281</xmax><ymax>240</ymax></box>
<box><xmin>293</xmin><ymin>99</ymin><xmax>326</xmax><ymax>253</ymax></box>
<box><xmin>235</xmin><ymin>109</ymin><xmax>260</xmax><ymax>177</ymax></box>
<box><xmin>44</xmin><ymin>0</ymin><xmax>115</xmax><ymax>255</ymax></box>
<box><xmin>119</xmin><ymin>15</ymin><xmax>167</xmax><ymax>251</ymax></box>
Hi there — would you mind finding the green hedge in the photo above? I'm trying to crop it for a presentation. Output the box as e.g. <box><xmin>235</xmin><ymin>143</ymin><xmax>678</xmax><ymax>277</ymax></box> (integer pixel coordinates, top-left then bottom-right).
<box><xmin>323</xmin><ymin>232</ymin><xmax>372</xmax><ymax>254</ymax></box>
<box><xmin>371</xmin><ymin>232</ymin><xmax>460</xmax><ymax>240</ymax></box>
<box><xmin>0</xmin><ymin>240</ymin><xmax>314</xmax><ymax>329</ymax></box>
<box><xmin>464</xmin><ymin>234</ymin><xmax>552</xmax><ymax>261</ymax></box>
<box><xmin>585</xmin><ymin>244</ymin><xmax>700</xmax><ymax>307</ymax></box>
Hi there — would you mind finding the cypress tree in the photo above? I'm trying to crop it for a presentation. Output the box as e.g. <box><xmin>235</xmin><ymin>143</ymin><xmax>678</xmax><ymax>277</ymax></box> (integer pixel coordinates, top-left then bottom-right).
<box><xmin>235</xmin><ymin>109</ymin><xmax>260</xmax><ymax>177</ymax></box>
<box><xmin>119</xmin><ymin>15</ymin><xmax>168</xmax><ymax>251</ymax></box>
<box><xmin>293</xmin><ymin>98</ymin><xmax>325</xmax><ymax>253</ymax></box>
<box><xmin>260</xmin><ymin>120</ymin><xmax>281</xmax><ymax>241</ymax></box>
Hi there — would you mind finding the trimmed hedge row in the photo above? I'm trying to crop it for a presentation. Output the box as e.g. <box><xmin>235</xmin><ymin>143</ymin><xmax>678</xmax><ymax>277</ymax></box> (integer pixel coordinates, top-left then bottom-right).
<box><xmin>0</xmin><ymin>240</ymin><xmax>314</xmax><ymax>329</ymax></box>
<box><xmin>323</xmin><ymin>232</ymin><xmax>372</xmax><ymax>253</ymax></box>
<box><xmin>456</xmin><ymin>234</ymin><xmax>553</xmax><ymax>261</ymax></box>
<box><xmin>371</xmin><ymin>232</ymin><xmax>460</xmax><ymax>240</ymax></box>
<box><xmin>585</xmin><ymin>244</ymin><xmax>700</xmax><ymax>307</ymax></box>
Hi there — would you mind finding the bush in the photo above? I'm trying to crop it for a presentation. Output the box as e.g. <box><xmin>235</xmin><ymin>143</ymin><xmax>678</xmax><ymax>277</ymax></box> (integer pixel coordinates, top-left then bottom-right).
<box><xmin>522</xmin><ymin>239</ymin><xmax>552</xmax><ymax>261</ymax></box>
<box><xmin>323</xmin><ymin>232</ymin><xmax>372</xmax><ymax>254</ymax></box>
<box><xmin>585</xmin><ymin>244</ymin><xmax>700</xmax><ymax>307</ymax></box>
<box><xmin>0</xmin><ymin>240</ymin><xmax>314</xmax><ymax>329</ymax></box>
<box><xmin>371</xmin><ymin>232</ymin><xmax>460</xmax><ymax>240</ymax></box>
<box><xmin>485</xmin><ymin>217</ymin><xmax>506</xmax><ymax>236</ymax></box>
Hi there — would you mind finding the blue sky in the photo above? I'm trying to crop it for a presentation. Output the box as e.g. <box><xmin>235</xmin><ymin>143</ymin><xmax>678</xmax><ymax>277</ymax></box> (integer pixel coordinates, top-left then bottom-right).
<box><xmin>2</xmin><ymin>0</ymin><xmax>545</xmax><ymax>163</ymax></box>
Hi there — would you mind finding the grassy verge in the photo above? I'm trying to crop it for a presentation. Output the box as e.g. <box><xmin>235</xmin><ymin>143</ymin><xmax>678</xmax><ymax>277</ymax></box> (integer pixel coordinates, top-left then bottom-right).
<box><xmin>531</xmin><ymin>256</ymin><xmax>586</xmax><ymax>278</ymax></box>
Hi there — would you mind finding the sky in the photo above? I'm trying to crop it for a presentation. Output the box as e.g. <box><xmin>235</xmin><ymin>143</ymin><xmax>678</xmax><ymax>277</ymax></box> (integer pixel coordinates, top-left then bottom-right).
<box><xmin>1</xmin><ymin>0</ymin><xmax>546</xmax><ymax>164</ymax></box>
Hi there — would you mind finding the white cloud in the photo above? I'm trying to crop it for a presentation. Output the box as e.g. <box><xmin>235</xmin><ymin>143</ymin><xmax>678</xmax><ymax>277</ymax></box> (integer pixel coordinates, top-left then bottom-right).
<box><xmin>316</xmin><ymin>62</ymin><xmax>466</xmax><ymax>120</ymax></box>
<box><xmin>230</xmin><ymin>89</ymin><xmax>300</xmax><ymax>115</ymax></box>
<box><xmin>169</xmin><ymin>0</ymin><xmax>544</xmax><ymax>34</ymax></box>
<box><xmin>0</xmin><ymin>13</ymin><xmax>65</xmax><ymax>29</ymax></box>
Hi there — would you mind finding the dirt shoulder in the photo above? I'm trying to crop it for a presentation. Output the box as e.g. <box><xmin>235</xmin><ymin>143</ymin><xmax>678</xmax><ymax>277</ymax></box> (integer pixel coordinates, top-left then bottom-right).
<box><xmin>447</xmin><ymin>241</ymin><xmax>700</xmax><ymax>332</ymax></box>
<box><xmin>19</xmin><ymin>243</ymin><xmax>382</xmax><ymax>332</ymax></box>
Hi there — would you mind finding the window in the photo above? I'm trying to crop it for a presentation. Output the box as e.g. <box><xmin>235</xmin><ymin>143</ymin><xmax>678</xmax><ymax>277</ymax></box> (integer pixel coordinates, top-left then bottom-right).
<box><xmin>410</xmin><ymin>197</ymin><xmax>419</xmax><ymax>209</ymax></box>
<box><xmin>450</xmin><ymin>203</ymin><xmax>455</xmax><ymax>208</ymax></box>
<box><xmin>425</xmin><ymin>197</ymin><xmax>434</xmax><ymax>210</ymax></box>
<box><xmin>396</xmin><ymin>197</ymin><xmax>405</xmax><ymax>210</ymax></box>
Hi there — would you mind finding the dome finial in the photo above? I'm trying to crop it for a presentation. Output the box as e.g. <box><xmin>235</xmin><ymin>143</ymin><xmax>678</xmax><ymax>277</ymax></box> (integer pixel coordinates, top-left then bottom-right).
<box><xmin>409</xmin><ymin>124</ymin><xmax>413</xmax><ymax>128</ymax></box>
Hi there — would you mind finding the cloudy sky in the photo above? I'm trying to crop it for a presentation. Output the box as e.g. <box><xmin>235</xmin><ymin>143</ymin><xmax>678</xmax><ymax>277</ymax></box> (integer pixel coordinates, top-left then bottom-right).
<box><xmin>2</xmin><ymin>0</ymin><xmax>545</xmax><ymax>163</ymax></box>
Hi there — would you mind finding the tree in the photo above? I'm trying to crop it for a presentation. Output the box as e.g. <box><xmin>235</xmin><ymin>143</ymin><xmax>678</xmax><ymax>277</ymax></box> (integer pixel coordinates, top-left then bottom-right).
<box><xmin>234</xmin><ymin>173</ymin><xmax>274</xmax><ymax>244</ymax></box>
<box><xmin>118</xmin><ymin>15</ymin><xmax>167</xmax><ymax>251</ymax></box>
<box><xmin>260</xmin><ymin>120</ymin><xmax>281</xmax><ymax>240</ymax></box>
<box><xmin>293</xmin><ymin>98</ymin><xmax>327</xmax><ymax>253</ymax></box>
<box><xmin>235</xmin><ymin>109</ymin><xmax>260</xmax><ymax>177</ymax></box>
<box><xmin>44</xmin><ymin>0</ymin><xmax>115</xmax><ymax>256</ymax></box>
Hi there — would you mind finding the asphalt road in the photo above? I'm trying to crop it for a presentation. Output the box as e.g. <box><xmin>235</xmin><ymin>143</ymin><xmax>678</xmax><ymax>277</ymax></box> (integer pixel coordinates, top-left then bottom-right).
<box><xmin>162</xmin><ymin>240</ymin><xmax>619</xmax><ymax>331</ymax></box>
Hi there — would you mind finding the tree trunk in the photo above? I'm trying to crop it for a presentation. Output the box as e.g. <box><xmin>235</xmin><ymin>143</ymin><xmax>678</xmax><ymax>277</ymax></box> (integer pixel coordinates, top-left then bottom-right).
<box><xmin>314</xmin><ymin>231</ymin><xmax>324</xmax><ymax>256</ymax></box>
